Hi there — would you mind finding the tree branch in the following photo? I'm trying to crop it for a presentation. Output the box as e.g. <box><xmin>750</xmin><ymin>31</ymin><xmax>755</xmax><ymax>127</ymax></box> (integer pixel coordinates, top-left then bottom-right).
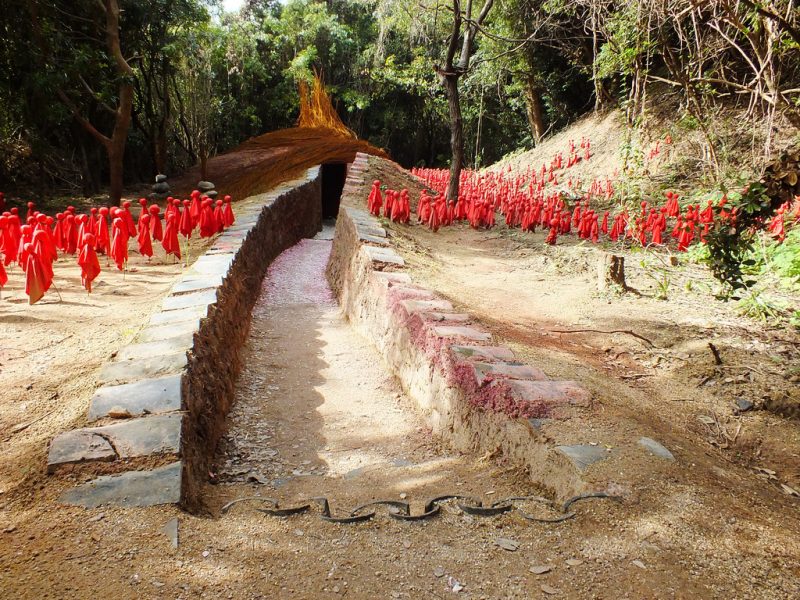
<box><xmin>56</xmin><ymin>89</ymin><xmax>111</xmax><ymax>147</ymax></box>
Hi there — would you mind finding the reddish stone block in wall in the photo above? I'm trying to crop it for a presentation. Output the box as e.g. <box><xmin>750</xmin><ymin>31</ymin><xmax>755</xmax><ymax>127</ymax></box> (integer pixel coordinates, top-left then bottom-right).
<box><xmin>449</xmin><ymin>345</ymin><xmax>516</xmax><ymax>363</ymax></box>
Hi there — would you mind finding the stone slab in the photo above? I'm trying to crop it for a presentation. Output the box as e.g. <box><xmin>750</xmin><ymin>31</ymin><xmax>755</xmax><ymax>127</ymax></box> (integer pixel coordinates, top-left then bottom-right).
<box><xmin>162</xmin><ymin>518</ymin><xmax>179</xmax><ymax>549</ymax></box>
<box><xmin>162</xmin><ymin>289</ymin><xmax>217</xmax><ymax>312</ymax></box>
<box><xmin>556</xmin><ymin>444</ymin><xmax>610</xmax><ymax>471</ymax></box>
<box><xmin>150</xmin><ymin>305</ymin><xmax>207</xmax><ymax>326</ymax></box>
<box><xmin>116</xmin><ymin>334</ymin><xmax>195</xmax><ymax>362</ymax></box>
<box><xmin>88</xmin><ymin>374</ymin><xmax>182</xmax><ymax>421</ymax></box>
<box><xmin>401</xmin><ymin>299</ymin><xmax>454</xmax><ymax>314</ymax></box>
<box><xmin>432</xmin><ymin>325</ymin><xmax>491</xmax><ymax>342</ymax></box>
<box><xmin>638</xmin><ymin>437</ymin><xmax>675</xmax><ymax>461</ymax></box>
<box><xmin>48</xmin><ymin>414</ymin><xmax>181</xmax><ymax>470</ymax></box>
<box><xmin>423</xmin><ymin>312</ymin><xmax>471</xmax><ymax>323</ymax></box>
<box><xmin>188</xmin><ymin>254</ymin><xmax>235</xmax><ymax>277</ymax></box>
<box><xmin>59</xmin><ymin>462</ymin><xmax>182</xmax><ymax>508</ymax></box>
<box><xmin>362</xmin><ymin>245</ymin><xmax>405</xmax><ymax>266</ymax></box>
<box><xmin>372</xmin><ymin>272</ymin><xmax>412</xmax><ymax>287</ymax></box>
<box><xmin>471</xmin><ymin>362</ymin><xmax>547</xmax><ymax>384</ymax></box>
<box><xmin>99</xmin><ymin>353</ymin><xmax>187</xmax><ymax>386</ymax></box>
<box><xmin>136</xmin><ymin>320</ymin><xmax>201</xmax><ymax>344</ymax></box>
<box><xmin>209</xmin><ymin>239</ymin><xmax>244</xmax><ymax>251</ymax></box>
<box><xmin>359</xmin><ymin>233</ymin><xmax>389</xmax><ymax>246</ymax></box>
<box><xmin>355</xmin><ymin>224</ymin><xmax>386</xmax><ymax>237</ymax></box>
<box><xmin>450</xmin><ymin>345</ymin><xmax>516</xmax><ymax>362</ymax></box>
<box><xmin>47</xmin><ymin>431</ymin><xmax>116</xmax><ymax>472</ymax></box>
<box><xmin>506</xmin><ymin>379</ymin><xmax>591</xmax><ymax>407</ymax></box>
<box><xmin>171</xmin><ymin>274</ymin><xmax>224</xmax><ymax>294</ymax></box>
<box><xmin>389</xmin><ymin>286</ymin><xmax>436</xmax><ymax>300</ymax></box>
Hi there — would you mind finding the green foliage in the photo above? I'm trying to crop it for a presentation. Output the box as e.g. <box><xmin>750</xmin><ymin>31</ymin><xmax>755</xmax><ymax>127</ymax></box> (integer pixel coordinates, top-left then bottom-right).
<box><xmin>766</xmin><ymin>227</ymin><xmax>800</xmax><ymax>286</ymax></box>
<box><xmin>639</xmin><ymin>256</ymin><xmax>671</xmax><ymax>300</ymax></box>
<box><xmin>736</xmin><ymin>289</ymin><xmax>788</xmax><ymax>323</ymax></box>
<box><xmin>701</xmin><ymin>182</ymin><xmax>783</xmax><ymax>296</ymax></box>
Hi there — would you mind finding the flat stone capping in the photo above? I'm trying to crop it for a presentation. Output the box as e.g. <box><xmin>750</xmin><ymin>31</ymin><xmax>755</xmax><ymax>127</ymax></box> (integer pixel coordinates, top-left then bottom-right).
<box><xmin>161</xmin><ymin>288</ymin><xmax>218</xmax><ymax>312</ymax></box>
<box><xmin>327</xmin><ymin>197</ymin><xmax>598</xmax><ymax>501</ymax></box>
<box><xmin>150</xmin><ymin>305</ymin><xmax>208</xmax><ymax>326</ymax></box>
<box><xmin>432</xmin><ymin>325</ymin><xmax>492</xmax><ymax>342</ymax></box>
<box><xmin>638</xmin><ymin>436</ymin><xmax>675</xmax><ymax>461</ymax></box>
<box><xmin>99</xmin><ymin>352</ymin><xmax>188</xmax><ymax>386</ymax></box>
<box><xmin>361</xmin><ymin>245</ymin><xmax>405</xmax><ymax>266</ymax></box>
<box><xmin>171</xmin><ymin>275</ymin><xmax>224</xmax><ymax>295</ymax></box>
<box><xmin>556</xmin><ymin>444</ymin><xmax>610</xmax><ymax>471</ymax></box>
<box><xmin>136</xmin><ymin>320</ymin><xmax>201</xmax><ymax>344</ymax></box>
<box><xmin>88</xmin><ymin>374</ymin><xmax>182</xmax><ymax>421</ymax></box>
<box><xmin>115</xmin><ymin>334</ymin><xmax>196</xmax><ymax>361</ymax></box>
<box><xmin>450</xmin><ymin>345</ymin><xmax>516</xmax><ymax>362</ymax></box>
<box><xmin>50</xmin><ymin>166</ymin><xmax>323</xmax><ymax>511</ymax></box>
<box><xmin>48</xmin><ymin>414</ymin><xmax>181</xmax><ymax>472</ymax></box>
<box><xmin>59</xmin><ymin>462</ymin><xmax>182</xmax><ymax>508</ymax></box>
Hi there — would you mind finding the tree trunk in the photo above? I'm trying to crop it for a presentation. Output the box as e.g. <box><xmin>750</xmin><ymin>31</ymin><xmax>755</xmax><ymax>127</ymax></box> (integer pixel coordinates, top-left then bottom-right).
<box><xmin>200</xmin><ymin>153</ymin><xmax>208</xmax><ymax>181</ymax></box>
<box><xmin>108</xmin><ymin>145</ymin><xmax>124</xmax><ymax>204</ymax></box>
<box><xmin>524</xmin><ymin>77</ymin><xmax>546</xmax><ymax>145</ymax></box>
<box><xmin>597</xmin><ymin>253</ymin><xmax>626</xmax><ymax>292</ymax></box>
<box><xmin>154</xmin><ymin>131</ymin><xmax>167</xmax><ymax>174</ymax></box>
<box><xmin>444</xmin><ymin>74</ymin><xmax>464</xmax><ymax>201</ymax></box>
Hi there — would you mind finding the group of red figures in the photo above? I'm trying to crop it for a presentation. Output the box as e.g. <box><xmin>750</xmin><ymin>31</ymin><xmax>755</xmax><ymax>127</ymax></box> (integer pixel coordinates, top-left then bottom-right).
<box><xmin>0</xmin><ymin>191</ymin><xmax>235</xmax><ymax>305</ymax></box>
<box><xmin>368</xmin><ymin>138</ymin><xmax>799</xmax><ymax>250</ymax></box>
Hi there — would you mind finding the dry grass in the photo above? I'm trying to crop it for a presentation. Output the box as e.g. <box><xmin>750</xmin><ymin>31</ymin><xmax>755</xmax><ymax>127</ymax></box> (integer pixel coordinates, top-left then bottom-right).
<box><xmin>173</xmin><ymin>76</ymin><xmax>388</xmax><ymax>199</ymax></box>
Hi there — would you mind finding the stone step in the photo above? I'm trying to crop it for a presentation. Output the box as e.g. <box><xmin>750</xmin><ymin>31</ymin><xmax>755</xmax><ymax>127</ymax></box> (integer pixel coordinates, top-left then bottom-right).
<box><xmin>449</xmin><ymin>345</ymin><xmax>516</xmax><ymax>363</ymax></box>
<box><xmin>99</xmin><ymin>352</ymin><xmax>187</xmax><ymax>386</ymax></box>
<box><xmin>162</xmin><ymin>288</ymin><xmax>217</xmax><ymax>312</ymax></box>
<box><xmin>401</xmin><ymin>299</ymin><xmax>454</xmax><ymax>314</ymax></box>
<box><xmin>59</xmin><ymin>461</ymin><xmax>182</xmax><ymax>508</ymax></box>
<box><xmin>88</xmin><ymin>374</ymin><xmax>182</xmax><ymax>421</ymax></box>
<box><xmin>431</xmin><ymin>325</ymin><xmax>491</xmax><ymax>342</ymax></box>
<box><xmin>469</xmin><ymin>361</ymin><xmax>547</xmax><ymax>384</ymax></box>
<box><xmin>48</xmin><ymin>414</ymin><xmax>182</xmax><ymax>472</ymax></box>
<box><xmin>361</xmin><ymin>245</ymin><xmax>404</xmax><ymax>266</ymax></box>
<box><xmin>115</xmin><ymin>333</ymin><xmax>195</xmax><ymax>361</ymax></box>
<box><xmin>135</xmin><ymin>319</ymin><xmax>200</xmax><ymax>344</ymax></box>
<box><xmin>171</xmin><ymin>274</ymin><xmax>224</xmax><ymax>295</ymax></box>
<box><xmin>150</xmin><ymin>305</ymin><xmax>208</xmax><ymax>327</ymax></box>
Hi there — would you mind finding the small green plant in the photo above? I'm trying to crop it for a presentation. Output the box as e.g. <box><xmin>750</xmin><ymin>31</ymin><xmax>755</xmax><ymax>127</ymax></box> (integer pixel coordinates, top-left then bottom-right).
<box><xmin>735</xmin><ymin>289</ymin><xmax>787</xmax><ymax>323</ymax></box>
<box><xmin>639</xmin><ymin>255</ymin><xmax>671</xmax><ymax>300</ymax></box>
<box><xmin>765</xmin><ymin>227</ymin><xmax>800</xmax><ymax>288</ymax></box>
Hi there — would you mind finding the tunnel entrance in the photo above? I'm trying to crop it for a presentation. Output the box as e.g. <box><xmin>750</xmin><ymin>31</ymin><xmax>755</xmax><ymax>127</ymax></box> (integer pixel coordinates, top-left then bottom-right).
<box><xmin>321</xmin><ymin>163</ymin><xmax>347</xmax><ymax>219</ymax></box>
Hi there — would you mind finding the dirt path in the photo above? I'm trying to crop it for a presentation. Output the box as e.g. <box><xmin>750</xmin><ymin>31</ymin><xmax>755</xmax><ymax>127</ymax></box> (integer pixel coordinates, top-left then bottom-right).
<box><xmin>1</xmin><ymin>222</ymin><xmax>798</xmax><ymax>597</ymax></box>
<box><xmin>196</xmin><ymin>230</ymin><xmax>797</xmax><ymax>599</ymax></box>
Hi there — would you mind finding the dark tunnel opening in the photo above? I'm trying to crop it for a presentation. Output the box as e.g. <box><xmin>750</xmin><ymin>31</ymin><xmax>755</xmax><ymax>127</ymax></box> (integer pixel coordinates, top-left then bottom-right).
<box><xmin>321</xmin><ymin>163</ymin><xmax>347</xmax><ymax>219</ymax></box>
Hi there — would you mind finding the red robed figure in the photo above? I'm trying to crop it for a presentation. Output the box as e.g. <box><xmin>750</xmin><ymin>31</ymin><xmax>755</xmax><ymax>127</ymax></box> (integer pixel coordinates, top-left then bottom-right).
<box><xmin>24</xmin><ymin>242</ymin><xmax>51</xmax><ymax>304</ymax></box>
<box><xmin>148</xmin><ymin>204</ymin><xmax>163</xmax><ymax>241</ymax></box>
<box><xmin>162</xmin><ymin>212</ymin><xmax>181</xmax><ymax>260</ymax></box>
<box><xmin>78</xmin><ymin>233</ymin><xmax>101</xmax><ymax>293</ymax></box>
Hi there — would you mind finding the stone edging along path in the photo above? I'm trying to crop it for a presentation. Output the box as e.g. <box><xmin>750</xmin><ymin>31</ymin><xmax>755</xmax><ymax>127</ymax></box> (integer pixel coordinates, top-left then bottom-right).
<box><xmin>47</xmin><ymin>167</ymin><xmax>322</xmax><ymax>511</ymax></box>
<box><xmin>328</xmin><ymin>156</ymin><xmax>632</xmax><ymax>501</ymax></box>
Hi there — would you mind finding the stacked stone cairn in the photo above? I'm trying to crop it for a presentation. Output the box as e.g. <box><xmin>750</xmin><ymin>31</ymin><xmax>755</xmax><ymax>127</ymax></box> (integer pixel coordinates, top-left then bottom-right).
<box><xmin>198</xmin><ymin>180</ymin><xmax>217</xmax><ymax>199</ymax></box>
<box><xmin>152</xmin><ymin>174</ymin><xmax>170</xmax><ymax>200</ymax></box>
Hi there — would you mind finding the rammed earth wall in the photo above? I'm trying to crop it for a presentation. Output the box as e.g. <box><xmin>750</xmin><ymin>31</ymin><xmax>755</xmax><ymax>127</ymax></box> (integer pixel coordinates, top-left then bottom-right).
<box><xmin>49</xmin><ymin>168</ymin><xmax>322</xmax><ymax>512</ymax></box>
<box><xmin>327</xmin><ymin>158</ymin><xmax>595</xmax><ymax>499</ymax></box>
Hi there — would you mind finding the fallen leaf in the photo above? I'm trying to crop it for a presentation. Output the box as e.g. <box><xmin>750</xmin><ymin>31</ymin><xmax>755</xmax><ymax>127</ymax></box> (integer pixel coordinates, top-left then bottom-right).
<box><xmin>780</xmin><ymin>484</ymin><xmax>800</xmax><ymax>497</ymax></box>
<box><xmin>541</xmin><ymin>584</ymin><xmax>559</xmax><ymax>595</ymax></box>
<box><xmin>565</xmin><ymin>559</ymin><xmax>583</xmax><ymax>567</ymax></box>
<box><xmin>448</xmin><ymin>576</ymin><xmax>464</xmax><ymax>593</ymax></box>
<box><xmin>530</xmin><ymin>565</ymin><xmax>552</xmax><ymax>575</ymax></box>
<box><xmin>495</xmin><ymin>537</ymin><xmax>520</xmax><ymax>551</ymax></box>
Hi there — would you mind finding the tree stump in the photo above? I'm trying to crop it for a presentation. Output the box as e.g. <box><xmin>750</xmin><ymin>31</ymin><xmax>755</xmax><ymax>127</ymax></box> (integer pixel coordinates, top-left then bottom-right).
<box><xmin>598</xmin><ymin>253</ymin><xmax>626</xmax><ymax>292</ymax></box>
